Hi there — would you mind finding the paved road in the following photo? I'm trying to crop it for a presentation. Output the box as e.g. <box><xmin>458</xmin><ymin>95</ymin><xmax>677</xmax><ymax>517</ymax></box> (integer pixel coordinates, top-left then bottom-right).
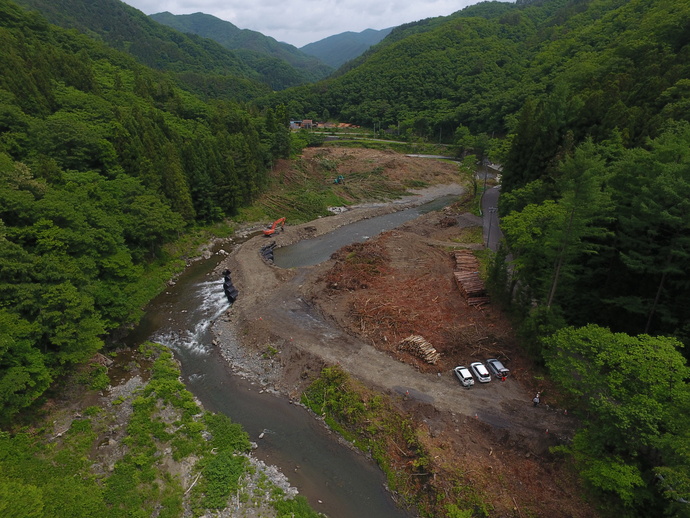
<box><xmin>482</xmin><ymin>185</ymin><xmax>502</xmax><ymax>251</ymax></box>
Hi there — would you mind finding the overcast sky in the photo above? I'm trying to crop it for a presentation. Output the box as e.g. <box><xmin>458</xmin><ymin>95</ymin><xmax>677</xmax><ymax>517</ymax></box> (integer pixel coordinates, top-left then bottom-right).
<box><xmin>121</xmin><ymin>0</ymin><xmax>490</xmax><ymax>48</ymax></box>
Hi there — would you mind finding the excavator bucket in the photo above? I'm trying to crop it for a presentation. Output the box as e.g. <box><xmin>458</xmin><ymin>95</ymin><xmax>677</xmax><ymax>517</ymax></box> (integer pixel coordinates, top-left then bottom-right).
<box><xmin>263</xmin><ymin>217</ymin><xmax>286</xmax><ymax>236</ymax></box>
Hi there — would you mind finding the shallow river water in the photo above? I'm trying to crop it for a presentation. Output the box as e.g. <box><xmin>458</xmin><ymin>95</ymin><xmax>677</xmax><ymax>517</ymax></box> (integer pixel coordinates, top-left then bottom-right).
<box><xmin>273</xmin><ymin>195</ymin><xmax>458</xmax><ymax>268</ymax></box>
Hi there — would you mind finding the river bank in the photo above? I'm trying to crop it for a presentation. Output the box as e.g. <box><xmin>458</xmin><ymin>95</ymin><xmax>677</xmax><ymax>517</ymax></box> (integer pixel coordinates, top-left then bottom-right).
<box><xmin>212</xmin><ymin>182</ymin><xmax>467</xmax><ymax>393</ymax></box>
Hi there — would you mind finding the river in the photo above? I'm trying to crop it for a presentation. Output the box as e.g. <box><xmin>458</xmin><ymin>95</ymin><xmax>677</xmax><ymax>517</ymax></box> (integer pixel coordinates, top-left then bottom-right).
<box><xmin>124</xmin><ymin>241</ymin><xmax>415</xmax><ymax>518</ymax></box>
<box><xmin>273</xmin><ymin>194</ymin><xmax>459</xmax><ymax>268</ymax></box>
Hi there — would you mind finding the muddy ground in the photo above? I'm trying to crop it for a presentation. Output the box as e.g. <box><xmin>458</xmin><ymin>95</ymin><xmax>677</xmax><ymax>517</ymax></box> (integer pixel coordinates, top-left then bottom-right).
<box><xmin>211</xmin><ymin>148</ymin><xmax>598</xmax><ymax>518</ymax></box>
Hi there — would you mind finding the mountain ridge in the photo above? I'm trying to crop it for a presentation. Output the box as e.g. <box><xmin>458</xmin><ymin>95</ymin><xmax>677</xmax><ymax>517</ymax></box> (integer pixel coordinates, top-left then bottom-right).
<box><xmin>10</xmin><ymin>0</ymin><xmax>315</xmax><ymax>93</ymax></box>
<box><xmin>150</xmin><ymin>11</ymin><xmax>334</xmax><ymax>83</ymax></box>
<box><xmin>299</xmin><ymin>27</ymin><xmax>393</xmax><ymax>68</ymax></box>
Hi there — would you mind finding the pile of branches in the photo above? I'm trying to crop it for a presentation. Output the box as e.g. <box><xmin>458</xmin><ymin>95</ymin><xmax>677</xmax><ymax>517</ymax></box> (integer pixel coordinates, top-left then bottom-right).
<box><xmin>438</xmin><ymin>216</ymin><xmax>458</xmax><ymax>228</ymax></box>
<box><xmin>323</xmin><ymin>242</ymin><xmax>389</xmax><ymax>291</ymax></box>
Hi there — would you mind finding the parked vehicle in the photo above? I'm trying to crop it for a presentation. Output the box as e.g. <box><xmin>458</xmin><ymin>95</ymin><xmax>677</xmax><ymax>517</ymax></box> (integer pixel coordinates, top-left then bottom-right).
<box><xmin>453</xmin><ymin>366</ymin><xmax>474</xmax><ymax>388</ymax></box>
<box><xmin>486</xmin><ymin>358</ymin><xmax>509</xmax><ymax>378</ymax></box>
<box><xmin>470</xmin><ymin>361</ymin><xmax>492</xmax><ymax>383</ymax></box>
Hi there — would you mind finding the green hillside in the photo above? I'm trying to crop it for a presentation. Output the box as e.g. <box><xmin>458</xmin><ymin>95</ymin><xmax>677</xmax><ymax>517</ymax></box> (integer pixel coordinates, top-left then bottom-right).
<box><xmin>281</xmin><ymin>0</ymin><xmax>689</xmax><ymax>145</ymax></box>
<box><xmin>299</xmin><ymin>28</ymin><xmax>393</xmax><ymax>69</ymax></box>
<box><xmin>10</xmin><ymin>0</ymin><xmax>287</xmax><ymax>97</ymax></box>
<box><xmin>0</xmin><ymin>0</ymin><xmax>291</xmax><ymax>420</ymax></box>
<box><xmin>150</xmin><ymin>11</ymin><xmax>334</xmax><ymax>86</ymax></box>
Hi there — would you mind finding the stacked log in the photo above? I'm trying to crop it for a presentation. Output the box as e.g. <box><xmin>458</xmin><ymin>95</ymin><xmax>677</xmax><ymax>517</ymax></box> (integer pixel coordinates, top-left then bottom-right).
<box><xmin>453</xmin><ymin>250</ymin><xmax>479</xmax><ymax>270</ymax></box>
<box><xmin>399</xmin><ymin>335</ymin><xmax>441</xmax><ymax>364</ymax></box>
<box><xmin>452</xmin><ymin>250</ymin><xmax>489</xmax><ymax>306</ymax></box>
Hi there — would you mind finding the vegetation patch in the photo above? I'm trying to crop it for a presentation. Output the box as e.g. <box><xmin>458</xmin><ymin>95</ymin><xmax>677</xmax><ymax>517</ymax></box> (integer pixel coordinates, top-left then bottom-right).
<box><xmin>301</xmin><ymin>366</ymin><xmax>483</xmax><ymax>517</ymax></box>
<box><xmin>0</xmin><ymin>343</ymin><xmax>321</xmax><ymax>518</ymax></box>
<box><xmin>450</xmin><ymin>226</ymin><xmax>483</xmax><ymax>245</ymax></box>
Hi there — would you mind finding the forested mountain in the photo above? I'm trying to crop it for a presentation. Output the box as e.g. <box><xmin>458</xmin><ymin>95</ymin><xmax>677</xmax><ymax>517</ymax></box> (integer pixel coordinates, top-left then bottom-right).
<box><xmin>265</xmin><ymin>0</ymin><xmax>549</xmax><ymax>131</ymax></box>
<box><xmin>0</xmin><ymin>0</ymin><xmax>290</xmax><ymax>420</ymax></box>
<box><xmin>276</xmin><ymin>0</ymin><xmax>689</xmax><ymax>144</ymax></box>
<box><xmin>10</xmin><ymin>0</ymin><xmax>309</xmax><ymax>94</ymax></box>
<box><xmin>299</xmin><ymin>27</ymin><xmax>393</xmax><ymax>69</ymax></box>
<box><xmin>150</xmin><ymin>11</ymin><xmax>334</xmax><ymax>86</ymax></box>
<box><xmin>2</xmin><ymin>0</ymin><xmax>690</xmax><ymax>513</ymax></box>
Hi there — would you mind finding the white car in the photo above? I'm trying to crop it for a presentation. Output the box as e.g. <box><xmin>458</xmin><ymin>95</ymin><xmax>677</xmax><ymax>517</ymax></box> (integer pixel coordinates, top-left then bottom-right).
<box><xmin>470</xmin><ymin>362</ymin><xmax>492</xmax><ymax>383</ymax></box>
<box><xmin>453</xmin><ymin>366</ymin><xmax>474</xmax><ymax>388</ymax></box>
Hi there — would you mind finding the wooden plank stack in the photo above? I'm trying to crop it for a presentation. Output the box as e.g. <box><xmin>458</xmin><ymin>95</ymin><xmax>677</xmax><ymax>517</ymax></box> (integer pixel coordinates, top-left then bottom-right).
<box><xmin>399</xmin><ymin>335</ymin><xmax>441</xmax><ymax>364</ymax></box>
<box><xmin>452</xmin><ymin>250</ymin><xmax>489</xmax><ymax>306</ymax></box>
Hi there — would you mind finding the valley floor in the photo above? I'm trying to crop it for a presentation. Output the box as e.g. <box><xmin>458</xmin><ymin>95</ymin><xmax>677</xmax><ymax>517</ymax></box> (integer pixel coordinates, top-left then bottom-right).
<box><xmin>212</xmin><ymin>148</ymin><xmax>597</xmax><ymax>517</ymax></box>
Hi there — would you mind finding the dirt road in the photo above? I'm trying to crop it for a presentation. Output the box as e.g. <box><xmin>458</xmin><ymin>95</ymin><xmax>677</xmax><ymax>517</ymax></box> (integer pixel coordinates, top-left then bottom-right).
<box><xmin>214</xmin><ymin>185</ymin><xmax>574</xmax><ymax>451</ymax></box>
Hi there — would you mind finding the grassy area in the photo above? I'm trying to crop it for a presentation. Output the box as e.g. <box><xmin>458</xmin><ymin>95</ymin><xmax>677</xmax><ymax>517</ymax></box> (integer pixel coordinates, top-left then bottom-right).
<box><xmin>235</xmin><ymin>146</ymin><xmax>422</xmax><ymax>225</ymax></box>
<box><xmin>319</xmin><ymin>137</ymin><xmax>453</xmax><ymax>156</ymax></box>
<box><xmin>451</xmin><ymin>226</ymin><xmax>484</xmax><ymax>245</ymax></box>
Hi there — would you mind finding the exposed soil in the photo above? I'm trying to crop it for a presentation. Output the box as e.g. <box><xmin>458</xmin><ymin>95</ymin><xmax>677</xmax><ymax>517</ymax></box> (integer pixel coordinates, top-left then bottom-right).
<box><xmin>213</xmin><ymin>148</ymin><xmax>598</xmax><ymax>517</ymax></box>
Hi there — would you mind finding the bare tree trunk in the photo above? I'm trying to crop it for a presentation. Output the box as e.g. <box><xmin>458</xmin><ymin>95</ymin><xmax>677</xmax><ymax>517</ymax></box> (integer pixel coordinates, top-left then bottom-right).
<box><xmin>547</xmin><ymin>207</ymin><xmax>576</xmax><ymax>308</ymax></box>
<box><xmin>645</xmin><ymin>253</ymin><xmax>671</xmax><ymax>334</ymax></box>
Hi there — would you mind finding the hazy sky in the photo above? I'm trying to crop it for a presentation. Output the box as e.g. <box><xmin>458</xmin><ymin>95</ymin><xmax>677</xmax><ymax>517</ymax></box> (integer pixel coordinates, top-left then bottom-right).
<box><xmin>121</xmin><ymin>0</ymin><xmax>490</xmax><ymax>48</ymax></box>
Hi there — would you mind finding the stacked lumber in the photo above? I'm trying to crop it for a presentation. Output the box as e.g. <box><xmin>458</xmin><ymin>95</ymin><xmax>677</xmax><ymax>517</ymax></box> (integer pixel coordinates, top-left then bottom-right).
<box><xmin>453</xmin><ymin>271</ymin><xmax>485</xmax><ymax>297</ymax></box>
<box><xmin>453</xmin><ymin>250</ymin><xmax>480</xmax><ymax>270</ymax></box>
<box><xmin>399</xmin><ymin>335</ymin><xmax>441</xmax><ymax>364</ymax></box>
<box><xmin>452</xmin><ymin>250</ymin><xmax>489</xmax><ymax>306</ymax></box>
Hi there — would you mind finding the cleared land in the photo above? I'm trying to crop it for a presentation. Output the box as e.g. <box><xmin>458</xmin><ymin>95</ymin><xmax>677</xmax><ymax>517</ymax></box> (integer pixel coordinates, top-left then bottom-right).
<box><xmin>215</xmin><ymin>147</ymin><xmax>596</xmax><ymax>517</ymax></box>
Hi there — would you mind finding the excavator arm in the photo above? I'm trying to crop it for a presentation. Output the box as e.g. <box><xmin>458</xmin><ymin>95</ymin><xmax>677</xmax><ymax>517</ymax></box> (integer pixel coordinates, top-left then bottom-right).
<box><xmin>263</xmin><ymin>217</ymin><xmax>285</xmax><ymax>236</ymax></box>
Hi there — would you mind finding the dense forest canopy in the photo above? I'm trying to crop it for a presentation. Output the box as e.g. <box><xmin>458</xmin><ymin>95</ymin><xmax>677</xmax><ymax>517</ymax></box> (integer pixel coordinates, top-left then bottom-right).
<box><xmin>0</xmin><ymin>0</ymin><xmax>290</xmax><ymax>420</ymax></box>
<box><xmin>266</xmin><ymin>0</ymin><xmax>689</xmax><ymax>144</ymax></box>
<box><xmin>149</xmin><ymin>11</ymin><xmax>334</xmax><ymax>87</ymax></box>
<box><xmin>1</xmin><ymin>0</ymin><xmax>690</xmax><ymax>515</ymax></box>
<box><xmin>10</xmin><ymin>0</ymin><xmax>320</xmax><ymax>98</ymax></box>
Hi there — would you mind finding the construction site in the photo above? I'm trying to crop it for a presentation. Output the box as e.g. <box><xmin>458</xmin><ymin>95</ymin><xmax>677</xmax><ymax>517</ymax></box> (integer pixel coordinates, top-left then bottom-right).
<box><xmin>214</xmin><ymin>147</ymin><xmax>596</xmax><ymax>517</ymax></box>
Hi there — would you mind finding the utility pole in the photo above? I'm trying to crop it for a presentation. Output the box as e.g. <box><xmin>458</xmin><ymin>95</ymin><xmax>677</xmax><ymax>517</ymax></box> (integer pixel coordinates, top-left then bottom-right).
<box><xmin>486</xmin><ymin>206</ymin><xmax>498</xmax><ymax>249</ymax></box>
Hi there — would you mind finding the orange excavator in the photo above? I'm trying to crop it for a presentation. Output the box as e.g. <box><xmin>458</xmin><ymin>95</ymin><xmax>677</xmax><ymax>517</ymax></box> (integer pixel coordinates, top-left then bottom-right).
<box><xmin>263</xmin><ymin>217</ymin><xmax>285</xmax><ymax>236</ymax></box>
